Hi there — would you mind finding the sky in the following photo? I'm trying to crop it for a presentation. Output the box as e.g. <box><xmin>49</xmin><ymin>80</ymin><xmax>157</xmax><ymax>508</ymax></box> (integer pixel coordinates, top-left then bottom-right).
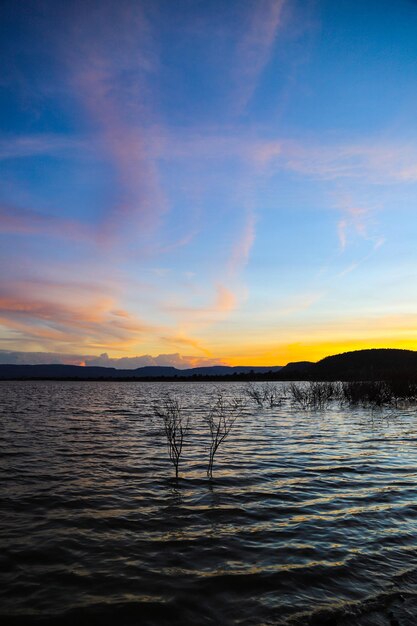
<box><xmin>1</xmin><ymin>0</ymin><xmax>417</xmax><ymax>368</ymax></box>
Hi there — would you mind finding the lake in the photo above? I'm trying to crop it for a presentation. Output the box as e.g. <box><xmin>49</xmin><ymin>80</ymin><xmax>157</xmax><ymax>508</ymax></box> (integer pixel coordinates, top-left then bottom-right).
<box><xmin>1</xmin><ymin>381</ymin><xmax>417</xmax><ymax>625</ymax></box>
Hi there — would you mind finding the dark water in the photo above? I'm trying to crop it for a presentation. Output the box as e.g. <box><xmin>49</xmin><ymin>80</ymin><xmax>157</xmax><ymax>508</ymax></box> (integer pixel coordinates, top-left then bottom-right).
<box><xmin>1</xmin><ymin>381</ymin><xmax>417</xmax><ymax>625</ymax></box>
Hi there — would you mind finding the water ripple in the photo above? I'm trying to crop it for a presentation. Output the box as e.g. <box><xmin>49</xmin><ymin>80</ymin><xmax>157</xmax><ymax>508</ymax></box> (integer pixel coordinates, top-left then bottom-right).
<box><xmin>1</xmin><ymin>380</ymin><xmax>417</xmax><ymax>625</ymax></box>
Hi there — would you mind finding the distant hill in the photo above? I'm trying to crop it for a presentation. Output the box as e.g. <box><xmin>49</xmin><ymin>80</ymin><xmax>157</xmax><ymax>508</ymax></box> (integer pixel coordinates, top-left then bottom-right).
<box><xmin>1</xmin><ymin>349</ymin><xmax>417</xmax><ymax>381</ymax></box>
<box><xmin>277</xmin><ymin>361</ymin><xmax>314</xmax><ymax>378</ymax></box>
<box><xmin>271</xmin><ymin>349</ymin><xmax>417</xmax><ymax>381</ymax></box>
<box><xmin>0</xmin><ymin>363</ymin><xmax>283</xmax><ymax>380</ymax></box>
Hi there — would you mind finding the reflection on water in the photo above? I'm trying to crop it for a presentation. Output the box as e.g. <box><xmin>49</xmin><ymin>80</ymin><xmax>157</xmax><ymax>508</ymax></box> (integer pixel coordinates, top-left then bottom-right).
<box><xmin>1</xmin><ymin>381</ymin><xmax>417</xmax><ymax>625</ymax></box>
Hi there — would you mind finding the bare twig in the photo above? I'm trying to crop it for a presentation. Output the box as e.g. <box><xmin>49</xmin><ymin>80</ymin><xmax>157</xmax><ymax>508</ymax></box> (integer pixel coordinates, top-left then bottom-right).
<box><xmin>204</xmin><ymin>394</ymin><xmax>245</xmax><ymax>479</ymax></box>
<box><xmin>245</xmin><ymin>382</ymin><xmax>282</xmax><ymax>408</ymax></box>
<box><xmin>245</xmin><ymin>382</ymin><xmax>264</xmax><ymax>407</ymax></box>
<box><xmin>288</xmin><ymin>381</ymin><xmax>338</xmax><ymax>409</ymax></box>
<box><xmin>154</xmin><ymin>395</ymin><xmax>189</xmax><ymax>479</ymax></box>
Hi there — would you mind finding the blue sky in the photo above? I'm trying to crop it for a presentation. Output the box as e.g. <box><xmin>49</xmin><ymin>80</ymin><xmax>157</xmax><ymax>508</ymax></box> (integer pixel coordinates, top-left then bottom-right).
<box><xmin>1</xmin><ymin>0</ymin><xmax>417</xmax><ymax>367</ymax></box>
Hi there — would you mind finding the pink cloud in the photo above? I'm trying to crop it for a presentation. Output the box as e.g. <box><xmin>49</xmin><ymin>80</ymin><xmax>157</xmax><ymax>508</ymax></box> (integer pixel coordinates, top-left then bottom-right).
<box><xmin>0</xmin><ymin>134</ymin><xmax>82</xmax><ymax>160</ymax></box>
<box><xmin>337</xmin><ymin>218</ymin><xmax>348</xmax><ymax>251</ymax></box>
<box><xmin>227</xmin><ymin>210</ymin><xmax>256</xmax><ymax>275</ymax></box>
<box><xmin>233</xmin><ymin>0</ymin><xmax>286</xmax><ymax>111</ymax></box>
<box><xmin>62</xmin><ymin>3</ymin><xmax>167</xmax><ymax>241</ymax></box>
<box><xmin>0</xmin><ymin>280</ymin><xmax>154</xmax><ymax>351</ymax></box>
<box><xmin>166</xmin><ymin>284</ymin><xmax>237</xmax><ymax>319</ymax></box>
<box><xmin>0</xmin><ymin>277</ymin><xmax>222</xmax><ymax>360</ymax></box>
<box><xmin>0</xmin><ymin>204</ymin><xmax>90</xmax><ymax>241</ymax></box>
<box><xmin>269</xmin><ymin>139</ymin><xmax>417</xmax><ymax>183</ymax></box>
<box><xmin>214</xmin><ymin>285</ymin><xmax>237</xmax><ymax>314</ymax></box>
<box><xmin>159</xmin><ymin>334</ymin><xmax>212</xmax><ymax>354</ymax></box>
<box><xmin>334</xmin><ymin>195</ymin><xmax>384</xmax><ymax>253</ymax></box>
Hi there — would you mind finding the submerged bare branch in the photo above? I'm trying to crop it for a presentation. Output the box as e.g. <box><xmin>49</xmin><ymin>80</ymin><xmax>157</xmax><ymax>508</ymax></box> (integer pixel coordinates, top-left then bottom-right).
<box><xmin>154</xmin><ymin>395</ymin><xmax>190</xmax><ymax>479</ymax></box>
<box><xmin>245</xmin><ymin>382</ymin><xmax>282</xmax><ymax>408</ymax></box>
<box><xmin>204</xmin><ymin>393</ymin><xmax>245</xmax><ymax>479</ymax></box>
<box><xmin>287</xmin><ymin>381</ymin><xmax>339</xmax><ymax>410</ymax></box>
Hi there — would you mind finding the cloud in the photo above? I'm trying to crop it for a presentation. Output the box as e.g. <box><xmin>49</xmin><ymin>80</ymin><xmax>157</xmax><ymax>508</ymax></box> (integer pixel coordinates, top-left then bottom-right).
<box><xmin>214</xmin><ymin>285</ymin><xmax>237</xmax><ymax>313</ymax></box>
<box><xmin>277</xmin><ymin>292</ymin><xmax>324</xmax><ymax>317</ymax></box>
<box><xmin>159</xmin><ymin>284</ymin><xmax>239</xmax><ymax>353</ymax></box>
<box><xmin>0</xmin><ymin>277</ymin><xmax>221</xmax><ymax>361</ymax></box>
<box><xmin>227</xmin><ymin>210</ymin><xmax>256</xmax><ymax>275</ymax></box>
<box><xmin>0</xmin><ymin>280</ymin><xmax>154</xmax><ymax>352</ymax></box>
<box><xmin>0</xmin><ymin>350</ymin><xmax>87</xmax><ymax>366</ymax></box>
<box><xmin>0</xmin><ymin>349</ymin><xmax>226</xmax><ymax>369</ymax></box>
<box><xmin>61</xmin><ymin>1</ymin><xmax>167</xmax><ymax>239</ymax></box>
<box><xmin>233</xmin><ymin>0</ymin><xmax>286</xmax><ymax>111</ymax></box>
<box><xmin>332</xmin><ymin>193</ymin><xmax>385</xmax><ymax>257</ymax></box>
<box><xmin>159</xmin><ymin>334</ymin><xmax>212</xmax><ymax>354</ymax></box>
<box><xmin>0</xmin><ymin>134</ymin><xmax>83</xmax><ymax>160</ymax></box>
<box><xmin>337</xmin><ymin>206</ymin><xmax>370</xmax><ymax>251</ymax></box>
<box><xmin>166</xmin><ymin>284</ymin><xmax>237</xmax><ymax>319</ymax></box>
<box><xmin>85</xmin><ymin>351</ymin><xmax>225</xmax><ymax>369</ymax></box>
<box><xmin>0</xmin><ymin>204</ymin><xmax>90</xmax><ymax>240</ymax></box>
<box><xmin>148</xmin><ymin>127</ymin><xmax>417</xmax><ymax>185</ymax></box>
<box><xmin>337</xmin><ymin>218</ymin><xmax>347</xmax><ymax>251</ymax></box>
<box><xmin>275</xmin><ymin>140</ymin><xmax>417</xmax><ymax>183</ymax></box>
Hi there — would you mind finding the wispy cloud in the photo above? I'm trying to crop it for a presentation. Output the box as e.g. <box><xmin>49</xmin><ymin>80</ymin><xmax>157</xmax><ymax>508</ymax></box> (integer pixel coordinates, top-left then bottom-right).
<box><xmin>337</xmin><ymin>206</ymin><xmax>371</xmax><ymax>251</ymax></box>
<box><xmin>0</xmin><ymin>280</ymin><xmax>154</xmax><ymax>352</ymax></box>
<box><xmin>148</xmin><ymin>128</ymin><xmax>417</xmax><ymax>185</ymax></box>
<box><xmin>61</xmin><ymin>2</ymin><xmax>167</xmax><ymax>240</ymax></box>
<box><xmin>227</xmin><ymin>210</ymin><xmax>257</xmax><ymax>275</ymax></box>
<box><xmin>0</xmin><ymin>275</ymin><xmax>226</xmax><ymax>361</ymax></box>
<box><xmin>166</xmin><ymin>284</ymin><xmax>237</xmax><ymax>320</ymax></box>
<box><xmin>159</xmin><ymin>334</ymin><xmax>212</xmax><ymax>354</ymax></box>
<box><xmin>233</xmin><ymin>0</ymin><xmax>286</xmax><ymax>111</ymax></box>
<box><xmin>332</xmin><ymin>193</ymin><xmax>386</xmax><ymax>257</ymax></box>
<box><xmin>0</xmin><ymin>204</ymin><xmax>90</xmax><ymax>241</ymax></box>
<box><xmin>276</xmin><ymin>140</ymin><xmax>417</xmax><ymax>183</ymax></box>
<box><xmin>0</xmin><ymin>134</ymin><xmax>83</xmax><ymax>160</ymax></box>
<box><xmin>277</xmin><ymin>292</ymin><xmax>324</xmax><ymax>317</ymax></box>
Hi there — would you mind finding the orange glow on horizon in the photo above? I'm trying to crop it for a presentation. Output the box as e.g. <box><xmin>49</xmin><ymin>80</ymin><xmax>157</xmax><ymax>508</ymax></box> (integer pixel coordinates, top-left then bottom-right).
<box><xmin>222</xmin><ymin>338</ymin><xmax>417</xmax><ymax>367</ymax></box>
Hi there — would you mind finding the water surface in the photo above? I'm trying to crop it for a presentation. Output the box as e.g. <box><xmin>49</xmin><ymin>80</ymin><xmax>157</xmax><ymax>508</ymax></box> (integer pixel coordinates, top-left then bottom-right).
<box><xmin>1</xmin><ymin>381</ymin><xmax>417</xmax><ymax>625</ymax></box>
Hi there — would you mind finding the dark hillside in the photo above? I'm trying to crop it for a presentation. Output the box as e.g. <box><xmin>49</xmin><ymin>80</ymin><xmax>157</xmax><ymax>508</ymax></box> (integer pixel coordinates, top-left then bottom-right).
<box><xmin>276</xmin><ymin>361</ymin><xmax>314</xmax><ymax>379</ymax></box>
<box><xmin>312</xmin><ymin>349</ymin><xmax>417</xmax><ymax>381</ymax></box>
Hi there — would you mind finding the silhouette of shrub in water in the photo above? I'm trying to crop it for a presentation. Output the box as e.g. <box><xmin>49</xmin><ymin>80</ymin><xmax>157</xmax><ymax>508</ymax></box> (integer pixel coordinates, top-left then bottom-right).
<box><xmin>245</xmin><ymin>382</ymin><xmax>264</xmax><ymax>407</ymax></box>
<box><xmin>386</xmin><ymin>379</ymin><xmax>417</xmax><ymax>404</ymax></box>
<box><xmin>288</xmin><ymin>381</ymin><xmax>338</xmax><ymax>409</ymax></box>
<box><xmin>245</xmin><ymin>382</ymin><xmax>282</xmax><ymax>408</ymax></box>
<box><xmin>341</xmin><ymin>380</ymin><xmax>417</xmax><ymax>407</ymax></box>
<box><xmin>154</xmin><ymin>395</ymin><xmax>190</xmax><ymax>479</ymax></box>
<box><xmin>204</xmin><ymin>394</ymin><xmax>245</xmax><ymax>479</ymax></box>
<box><xmin>289</xmin><ymin>380</ymin><xmax>417</xmax><ymax>409</ymax></box>
<box><xmin>341</xmin><ymin>381</ymin><xmax>388</xmax><ymax>407</ymax></box>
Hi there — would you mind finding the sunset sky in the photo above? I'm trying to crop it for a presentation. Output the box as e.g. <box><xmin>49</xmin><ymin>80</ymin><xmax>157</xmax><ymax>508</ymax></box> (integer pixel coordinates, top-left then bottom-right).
<box><xmin>1</xmin><ymin>0</ymin><xmax>417</xmax><ymax>368</ymax></box>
